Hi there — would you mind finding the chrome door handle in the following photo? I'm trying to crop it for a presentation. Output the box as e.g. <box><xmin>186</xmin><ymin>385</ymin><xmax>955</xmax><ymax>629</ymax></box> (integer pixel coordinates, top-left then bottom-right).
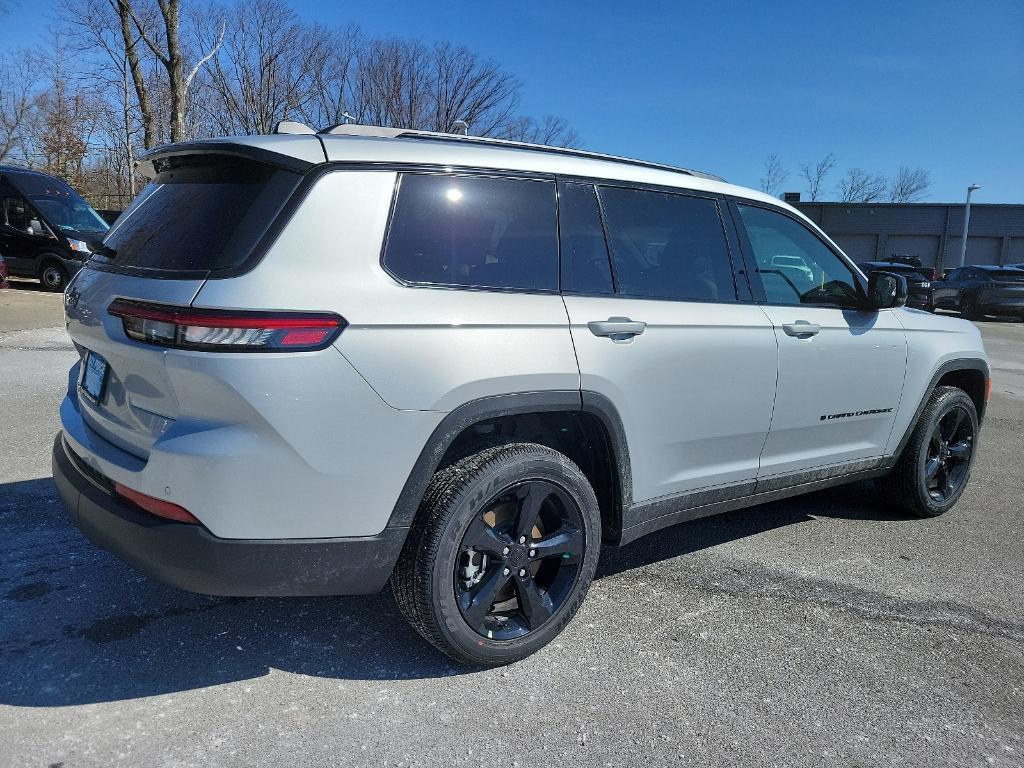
<box><xmin>588</xmin><ymin>317</ymin><xmax>646</xmax><ymax>340</ymax></box>
<box><xmin>782</xmin><ymin>321</ymin><xmax>821</xmax><ymax>338</ymax></box>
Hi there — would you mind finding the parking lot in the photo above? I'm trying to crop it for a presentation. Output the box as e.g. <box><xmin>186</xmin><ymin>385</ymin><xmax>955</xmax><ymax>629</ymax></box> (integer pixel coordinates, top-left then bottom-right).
<box><xmin>1</xmin><ymin>282</ymin><xmax>1022</xmax><ymax>768</ymax></box>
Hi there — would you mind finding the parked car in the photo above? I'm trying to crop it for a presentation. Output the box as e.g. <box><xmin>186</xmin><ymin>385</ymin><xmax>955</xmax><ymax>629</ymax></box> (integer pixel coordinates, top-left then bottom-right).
<box><xmin>770</xmin><ymin>253</ymin><xmax>815</xmax><ymax>283</ymax></box>
<box><xmin>53</xmin><ymin>126</ymin><xmax>989</xmax><ymax>666</ymax></box>
<box><xmin>858</xmin><ymin>261</ymin><xmax>934</xmax><ymax>310</ymax></box>
<box><xmin>0</xmin><ymin>166</ymin><xmax>109</xmax><ymax>291</ymax></box>
<box><xmin>932</xmin><ymin>265</ymin><xmax>1024</xmax><ymax>320</ymax></box>
<box><xmin>0</xmin><ymin>252</ymin><xmax>8</xmax><ymax>289</ymax></box>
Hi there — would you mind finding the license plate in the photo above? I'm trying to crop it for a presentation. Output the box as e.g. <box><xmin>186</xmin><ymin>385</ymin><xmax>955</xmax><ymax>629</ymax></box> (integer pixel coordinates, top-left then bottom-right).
<box><xmin>81</xmin><ymin>351</ymin><xmax>110</xmax><ymax>404</ymax></box>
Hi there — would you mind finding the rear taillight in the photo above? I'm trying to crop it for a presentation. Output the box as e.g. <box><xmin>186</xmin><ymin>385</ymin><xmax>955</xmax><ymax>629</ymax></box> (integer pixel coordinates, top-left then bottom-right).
<box><xmin>108</xmin><ymin>299</ymin><xmax>345</xmax><ymax>352</ymax></box>
<box><xmin>115</xmin><ymin>483</ymin><xmax>200</xmax><ymax>524</ymax></box>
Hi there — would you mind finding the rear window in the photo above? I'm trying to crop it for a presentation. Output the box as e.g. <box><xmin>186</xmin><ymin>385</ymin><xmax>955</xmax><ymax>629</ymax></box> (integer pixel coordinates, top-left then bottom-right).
<box><xmin>93</xmin><ymin>157</ymin><xmax>301</xmax><ymax>275</ymax></box>
<box><xmin>383</xmin><ymin>174</ymin><xmax>558</xmax><ymax>291</ymax></box>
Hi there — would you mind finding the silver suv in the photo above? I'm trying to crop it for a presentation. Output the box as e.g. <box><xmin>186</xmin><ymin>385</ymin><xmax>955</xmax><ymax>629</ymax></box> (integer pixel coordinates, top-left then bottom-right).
<box><xmin>53</xmin><ymin>125</ymin><xmax>989</xmax><ymax>666</ymax></box>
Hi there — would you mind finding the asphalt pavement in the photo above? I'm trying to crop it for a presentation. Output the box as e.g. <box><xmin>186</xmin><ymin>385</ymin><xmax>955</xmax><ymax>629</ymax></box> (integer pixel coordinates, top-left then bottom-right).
<box><xmin>1</xmin><ymin>282</ymin><xmax>1022</xmax><ymax>767</ymax></box>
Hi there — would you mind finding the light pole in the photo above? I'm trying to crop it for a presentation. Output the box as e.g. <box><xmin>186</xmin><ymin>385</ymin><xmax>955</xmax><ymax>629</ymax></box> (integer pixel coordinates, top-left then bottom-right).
<box><xmin>957</xmin><ymin>184</ymin><xmax>981</xmax><ymax>268</ymax></box>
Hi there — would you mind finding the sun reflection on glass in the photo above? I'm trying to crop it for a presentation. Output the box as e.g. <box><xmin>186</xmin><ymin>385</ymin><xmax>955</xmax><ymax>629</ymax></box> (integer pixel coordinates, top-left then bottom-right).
<box><xmin>445</xmin><ymin>188</ymin><xmax>464</xmax><ymax>203</ymax></box>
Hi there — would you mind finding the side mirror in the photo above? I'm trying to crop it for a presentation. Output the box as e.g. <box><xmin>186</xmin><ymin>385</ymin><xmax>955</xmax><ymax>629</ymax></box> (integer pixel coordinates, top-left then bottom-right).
<box><xmin>868</xmin><ymin>271</ymin><xmax>908</xmax><ymax>309</ymax></box>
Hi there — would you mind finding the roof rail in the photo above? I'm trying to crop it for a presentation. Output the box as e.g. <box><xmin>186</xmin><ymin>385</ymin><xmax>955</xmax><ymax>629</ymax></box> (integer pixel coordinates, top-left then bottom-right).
<box><xmin>318</xmin><ymin>123</ymin><xmax>723</xmax><ymax>181</ymax></box>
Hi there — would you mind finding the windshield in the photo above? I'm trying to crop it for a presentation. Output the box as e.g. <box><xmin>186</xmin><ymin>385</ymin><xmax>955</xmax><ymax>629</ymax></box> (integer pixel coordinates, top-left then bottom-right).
<box><xmin>93</xmin><ymin>156</ymin><xmax>301</xmax><ymax>275</ymax></box>
<box><xmin>6</xmin><ymin>170</ymin><xmax>108</xmax><ymax>234</ymax></box>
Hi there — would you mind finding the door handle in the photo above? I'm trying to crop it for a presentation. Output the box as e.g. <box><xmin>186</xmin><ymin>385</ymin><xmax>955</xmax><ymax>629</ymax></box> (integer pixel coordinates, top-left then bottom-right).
<box><xmin>588</xmin><ymin>317</ymin><xmax>646</xmax><ymax>341</ymax></box>
<box><xmin>782</xmin><ymin>321</ymin><xmax>821</xmax><ymax>338</ymax></box>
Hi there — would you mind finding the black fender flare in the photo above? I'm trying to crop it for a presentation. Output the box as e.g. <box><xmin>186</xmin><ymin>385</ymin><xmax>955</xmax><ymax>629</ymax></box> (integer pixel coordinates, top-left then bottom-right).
<box><xmin>385</xmin><ymin>390</ymin><xmax>632</xmax><ymax>529</ymax></box>
<box><xmin>883</xmin><ymin>357</ymin><xmax>990</xmax><ymax>468</ymax></box>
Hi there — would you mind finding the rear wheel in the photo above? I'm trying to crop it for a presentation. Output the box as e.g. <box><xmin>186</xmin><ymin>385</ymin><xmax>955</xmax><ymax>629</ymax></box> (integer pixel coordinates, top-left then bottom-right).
<box><xmin>39</xmin><ymin>260</ymin><xmax>68</xmax><ymax>292</ymax></box>
<box><xmin>879</xmin><ymin>386</ymin><xmax>978</xmax><ymax>517</ymax></box>
<box><xmin>392</xmin><ymin>442</ymin><xmax>601</xmax><ymax>666</ymax></box>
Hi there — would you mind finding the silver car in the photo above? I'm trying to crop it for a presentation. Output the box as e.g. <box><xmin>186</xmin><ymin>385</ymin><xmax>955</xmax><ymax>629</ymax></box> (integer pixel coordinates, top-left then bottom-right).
<box><xmin>53</xmin><ymin>125</ymin><xmax>989</xmax><ymax>665</ymax></box>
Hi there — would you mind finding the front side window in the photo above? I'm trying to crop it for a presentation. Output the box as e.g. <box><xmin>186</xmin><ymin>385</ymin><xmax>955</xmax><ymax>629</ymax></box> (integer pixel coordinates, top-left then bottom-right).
<box><xmin>737</xmin><ymin>204</ymin><xmax>862</xmax><ymax>309</ymax></box>
<box><xmin>383</xmin><ymin>174</ymin><xmax>558</xmax><ymax>291</ymax></box>
<box><xmin>597</xmin><ymin>186</ymin><xmax>736</xmax><ymax>301</ymax></box>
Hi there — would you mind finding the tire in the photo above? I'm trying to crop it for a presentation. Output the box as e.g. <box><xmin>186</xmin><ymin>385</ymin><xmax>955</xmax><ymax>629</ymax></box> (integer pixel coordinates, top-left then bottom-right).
<box><xmin>960</xmin><ymin>293</ymin><xmax>982</xmax><ymax>321</ymax></box>
<box><xmin>392</xmin><ymin>442</ymin><xmax>602</xmax><ymax>666</ymax></box>
<box><xmin>39</xmin><ymin>260</ymin><xmax>68</xmax><ymax>292</ymax></box>
<box><xmin>878</xmin><ymin>386</ymin><xmax>979</xmax><ymax>517</ymax></box>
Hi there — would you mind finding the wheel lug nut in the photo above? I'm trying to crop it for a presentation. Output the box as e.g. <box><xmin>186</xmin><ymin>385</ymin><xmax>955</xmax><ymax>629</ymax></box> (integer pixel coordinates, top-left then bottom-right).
<box><xmin>502</xmin><ymin>568</ymin><xmax>510</xmax><ymax>576</ymax></box>
<box><xmin>529</xmin><ymin>549</ymin><xmax>536</xmax><ymax>558</ymax></box>
<box><xmin>518</xmin><ymin>568</ymin><xmax>527</xmax><ymax>578</ymax></box>
<box><xmin>519</xmin><ymin>536</ymin><xmax>527</xmax><ymax>544</ymax></box>
<box><xmin>502</xmin><ymin>546</ymin><xmax>510</xmax><ymax>555</ymax></box>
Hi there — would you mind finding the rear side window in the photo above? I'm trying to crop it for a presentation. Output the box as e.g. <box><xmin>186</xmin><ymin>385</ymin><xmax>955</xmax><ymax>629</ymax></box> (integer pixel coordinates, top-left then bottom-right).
<box><xmin>383</xmin><ymin>174</ymin><xmax>558</xmax><ymax>291</ymax></box>
<box><xmin>558</xmin><ymin>181</ymin><xmax>613</xmax><ymax>294</ymax></box>
<box><xmin>597</xmin><ymin>187</ymin><xmax>736</xmax><ymax>302</ymax></box>
<box><xmin>94</xmin><ymin>157</ymin><xmax>301</xmax><ymax>275</ymax></box>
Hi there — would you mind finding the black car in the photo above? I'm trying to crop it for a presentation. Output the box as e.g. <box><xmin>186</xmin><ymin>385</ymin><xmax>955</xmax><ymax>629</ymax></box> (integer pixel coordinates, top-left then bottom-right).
<box><xmin>858</xmin><ymin>261</ymin><xmax>934</xmax><ymax>310</ymax></box>
<box><xmin>932</xmin><ymin>265</ymin><xmax>1024</xmax><ymax>320</ymax></box>
<box><xmin>0</xmin><ymin>166</ymin><xmax>109</xmax><ymax>291</ymax></box>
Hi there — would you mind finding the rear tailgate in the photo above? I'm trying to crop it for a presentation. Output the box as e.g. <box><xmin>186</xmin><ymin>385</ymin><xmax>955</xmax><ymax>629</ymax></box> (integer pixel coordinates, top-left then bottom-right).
<box><xmin>62</xmin><ymin>146</ymin><xmax>313</xmax><ymax>459</ymax></box>
<box><xmin>65</xmin><ymin>268</ymin><xmax>205</xmax><ymax>458</ymax></box>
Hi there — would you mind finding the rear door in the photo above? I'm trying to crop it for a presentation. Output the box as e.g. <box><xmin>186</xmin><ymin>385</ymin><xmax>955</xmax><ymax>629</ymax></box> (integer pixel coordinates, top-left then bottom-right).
<box><xmin>560</xmin><ymin>181</ymin><xmax>778</xmax><ymax>512</ymax></box>
<box><xmin>732</xmin><ymin>202</ymin><xmax>907</xmax><ymax>481</ymax></box>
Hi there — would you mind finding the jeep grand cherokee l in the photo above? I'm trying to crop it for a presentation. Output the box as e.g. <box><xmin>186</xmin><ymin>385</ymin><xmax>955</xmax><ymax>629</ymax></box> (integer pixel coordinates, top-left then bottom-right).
<box><xmin>53</xmin><ymin>125</ymin><xmax>989</xmax><ymax>666</ymax></box>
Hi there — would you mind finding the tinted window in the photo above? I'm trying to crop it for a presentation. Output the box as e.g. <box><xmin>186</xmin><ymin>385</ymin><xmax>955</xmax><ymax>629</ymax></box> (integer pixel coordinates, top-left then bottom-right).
<box><xmin>597</xmin><ymin>187</ymin><xmax>735</xmax><ymax>301</ymax></box>
<box><xmin>384</xmin><ymin>174</ymin><xmax>558</xmax><ymax>291</ymax></box>
<box><xmin>737</xmin><ymin>204</ymin><xmax>861</xmax><ymax>309</ymax></box>
<box><xmin>94</xmin><ymin>157</ymin><xmax>301</xmax><ymax>274</ymax></box>
<box><xmin>558</xmin><ymin>181</ymin><xmax>613</xmax><ymax>294</ymax></box>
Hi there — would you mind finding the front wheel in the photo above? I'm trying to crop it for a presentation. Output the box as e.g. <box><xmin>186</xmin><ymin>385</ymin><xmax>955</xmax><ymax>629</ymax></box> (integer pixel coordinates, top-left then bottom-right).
<box><xmin>878</xmin><ymin>386</ymin><xmax>979</xmax><ymax>517</ymax></box>
<box><xmin>960</xmin><ymin>293</ymin><xmax>982</xmax><ymax>321</ymax></box>
<box><xmin>392</xmin><ymin>442</ymin><xmax>601</xmax><ymax>666</ymax></box>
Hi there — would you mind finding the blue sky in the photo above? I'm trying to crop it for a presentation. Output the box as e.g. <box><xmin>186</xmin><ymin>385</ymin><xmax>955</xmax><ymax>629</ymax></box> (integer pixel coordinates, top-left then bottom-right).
<box><xmin>3</xmin><ymin>0</ymin><xmax>1022</xmax><ymax>201</ymax></box>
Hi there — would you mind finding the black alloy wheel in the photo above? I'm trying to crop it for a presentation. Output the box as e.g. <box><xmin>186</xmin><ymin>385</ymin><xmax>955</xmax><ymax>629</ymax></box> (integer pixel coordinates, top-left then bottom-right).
<box><xmin>923</xmin><ymin>405</ymin><xmax>974</xmax><ymax>503</ymax></box>
<box><xmin>455</xmin><ymin>479</ymin><xmax>584</xmax><ymax>641</ymax></box>
<box><xmin>879</xmin><ymin>385</ymin><xmax>979</xmax><ymax>517</ymax></box>
<box><xmin>393</xmin><ymin>442</ymin><xmax>601</xmax><ymax>666</ymax></box>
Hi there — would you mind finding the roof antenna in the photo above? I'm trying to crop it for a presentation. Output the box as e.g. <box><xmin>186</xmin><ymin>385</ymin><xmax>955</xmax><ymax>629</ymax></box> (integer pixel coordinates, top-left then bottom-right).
<box><xmin>451</xmin><ymin>120</ymin><xmax>469</xmax><ymax>136</ymax></box>
<box><xmin>341</xmin><ymin>112</ymin><xmax>357</xmax><ymax>125</ymax></box>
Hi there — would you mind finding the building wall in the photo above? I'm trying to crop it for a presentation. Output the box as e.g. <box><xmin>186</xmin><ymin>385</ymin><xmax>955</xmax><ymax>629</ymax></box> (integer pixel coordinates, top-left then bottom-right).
<box><xmin>794</xmin><ymin>202</ymin><xmax>1024</xmax><ymax>271</ymax></box>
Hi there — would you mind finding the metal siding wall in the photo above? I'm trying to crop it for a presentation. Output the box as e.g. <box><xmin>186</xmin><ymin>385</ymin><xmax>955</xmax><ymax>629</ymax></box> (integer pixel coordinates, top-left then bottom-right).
<box><xmin>1007</xmin><ymin>238</ymin><xmax>1024</xmax><ymax>265</ymax></box>
<box><xmin>834</xmin><ymin>234</ymin><xmax>877</xmax><ymax>263</ymax></box>
<box><xmin>944</xmin><ymin>236</ymin><xmax>1003</xmax><ymax>265</ymax></box>
<box><xmin>886</xmin><ymin>235</ymin><xmax>941</xmax><ymax>267</ymax></box>
<box><xmin>794</xmin><ymin>203</ymin><xmax>1024</xmax><ymax>268</ymax></box>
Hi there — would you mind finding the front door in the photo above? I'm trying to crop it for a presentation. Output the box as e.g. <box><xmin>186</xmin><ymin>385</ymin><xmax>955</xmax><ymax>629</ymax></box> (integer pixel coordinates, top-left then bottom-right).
<box><xmin>732</xmin><ymin>202</ymin><xmax>908</xmax><ymax>480</ymax></box>
<box><xmin>560</xmin><ymin>182</ymin><xmax>778</xmax><ymax>510</ymax></box>
<box><xmin>0</xmin><ymin>186</ymin><xmax>38</xmax><ymax>275</ymax></box>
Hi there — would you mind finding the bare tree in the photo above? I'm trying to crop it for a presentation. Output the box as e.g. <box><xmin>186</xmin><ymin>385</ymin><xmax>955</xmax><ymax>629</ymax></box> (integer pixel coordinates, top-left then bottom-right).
<box><xmin>428</xmin><ymin>43</ymin><xmax>520</xmax><ymax>135</ymax></box>
<box><xmin>758</xmin><ymin>153</ymin><xmax>788</xmax><ymax>197</ymax></box>
<box><xmin>296</xmin><ymin>24</ymin><xmax>361</xmax><ymax>129</ymax></box>
<box><xmin>498</xmin><ymin>115</ymin><xmax>579</xmax><ymax>148</ymax></box>
<box><xmin>195</xmin><ymin>0</ymin><xmax>332</xmax><ymax>136</ymax></box>
<box><xmin>118</xmin><ymin>0</ymin><xmax>225</xmax><ymax>142</ymax></box>
<box><xmin>888</xmin><ymin>165</ymin><xmax>931</xmax><ymax>203</ymax></box>
<box><xmin>0</xmin><ymin>52</ymin><xmax>38</xmax><ymax>163</ymax></box>
<box><xmin>798</xmin><ymin>152</ymin><xmax>837</xmax><ymax>201</ymax></box>
<box><xmin>837</xmin><ymin>167</ymin><xmax>888</xmax><ymax>203</ymax></box>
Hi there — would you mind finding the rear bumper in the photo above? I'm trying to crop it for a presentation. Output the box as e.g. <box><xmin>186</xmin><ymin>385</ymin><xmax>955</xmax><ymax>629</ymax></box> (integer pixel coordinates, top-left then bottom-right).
<box><xmin>52</xmin><ymin>433</ymin><xmax>407</xmax><ymax>596</ymax></box>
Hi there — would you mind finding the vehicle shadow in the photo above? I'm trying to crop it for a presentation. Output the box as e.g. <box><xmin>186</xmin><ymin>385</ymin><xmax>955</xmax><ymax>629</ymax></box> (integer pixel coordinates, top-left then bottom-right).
<box><xmin>0</xmin><ymin>475</ymin><xmax>912</xmax><ymax>706</ymax></box>
<box><xmin>4</xmin><ymin>277</ymin><xmax>50</xmax><ymax>293</ymax></box>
